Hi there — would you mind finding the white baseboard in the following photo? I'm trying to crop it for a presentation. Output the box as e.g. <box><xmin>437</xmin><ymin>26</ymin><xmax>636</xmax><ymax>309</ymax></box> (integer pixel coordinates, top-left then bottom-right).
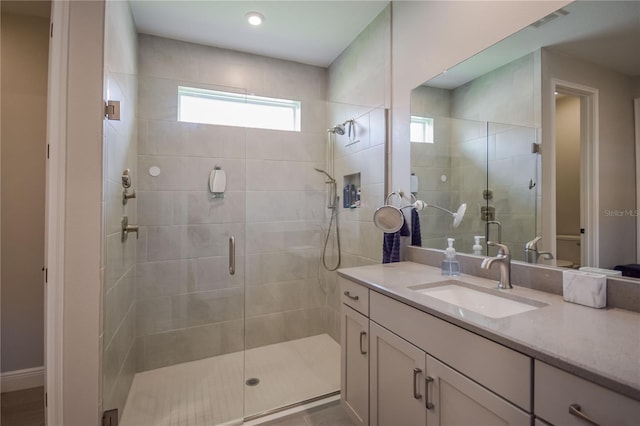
<box><xmin>1</xmin><ymin>366</ymin><xmax>45</xmax><ymax>393</ymax></box>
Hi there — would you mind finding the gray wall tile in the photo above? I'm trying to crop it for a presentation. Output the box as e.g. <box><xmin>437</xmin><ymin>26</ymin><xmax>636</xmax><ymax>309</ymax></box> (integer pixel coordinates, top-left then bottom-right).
<box><xmin>171</xmin><ymin>288</ymin><xmax>244</xmax><ymax>328</ymax></box>
<box><xmin>142</xmin><ymin>322</ymin><xmax>227</xmax><ymax>370</ymax></box>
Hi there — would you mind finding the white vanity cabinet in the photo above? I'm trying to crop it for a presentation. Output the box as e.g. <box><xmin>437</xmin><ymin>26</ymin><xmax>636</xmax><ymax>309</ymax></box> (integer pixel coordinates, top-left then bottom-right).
<box><xmin>340</xmin><ymin>277</ymin><xmax>532</xmax><ymax>426</ymax></box>
<box><xmin>340</xmin><ymin>278</ymin><xmax>370</xmax><ymax>426</ymax></box>
<box><xmin>369</xmin><ymin>291</ymin><xmax>532</xmax><ymax>413</ymax></box>
<box><xmin>534</xmin><ymin>361</ymin><xmax>640</xmax><ymax>426</ymax></box>
<box><xmin>368</xmin><ymin>322</ymin><xmax>530</xmax><ymax>426</ymax></box>
<box><xmin>426</xmin><ymin>355</ymin><xmax>531</xmax><ymax>426</ymax></box>
<box><xmin>369</xmin><ymin>322</ymin><xmax>427</xmax><ymax>426</ymax></box>
<box><xmin>340</xmin><ymin>273</ymin><xmax>640</xmax><ymax>426</ymax></box>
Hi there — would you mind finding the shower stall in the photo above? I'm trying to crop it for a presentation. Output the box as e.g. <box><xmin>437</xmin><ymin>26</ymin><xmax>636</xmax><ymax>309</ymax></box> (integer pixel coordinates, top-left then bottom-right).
<box><xmin>119</xmin><ymin>67</ymin><xmax>341</xmax><ymax>425</ymax></box>
<box><xmin>102</xmin><ymin>25</ymin><xmax>366</xmax><ymax>425</ymax></box>
<box><xmin>101</xmin><ymin>0</ymin><xmax>389</xmax><ymax>420</ymax></box>
<box><xmin>411</xmin><ymin>116</ymin><xmax>538</xmax><ymax>260</ymax></box>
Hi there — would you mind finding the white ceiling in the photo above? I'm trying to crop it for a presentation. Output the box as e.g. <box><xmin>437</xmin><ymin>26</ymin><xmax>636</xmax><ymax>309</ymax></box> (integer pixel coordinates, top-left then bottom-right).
<box><xmin>130</xmin><ymin>1</ymin><xmax>390</xmax><ymax>68</ymax></box>
<box><xmin>425</xmin><ymin>1</ymin><xmax>640</xmax><ymax>89</ymax></box>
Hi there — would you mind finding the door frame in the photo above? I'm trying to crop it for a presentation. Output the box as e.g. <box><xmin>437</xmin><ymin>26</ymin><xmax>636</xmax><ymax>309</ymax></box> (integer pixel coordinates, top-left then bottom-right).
<box><xmin>635</xmin><ymin>98</ymin><xmax>640</xmax><ymax>263</ymax></box>
<box><xmin>544</xmin><ymin>79</ymin><xmax>599</xmax><ymax>267</ymax></box>
<box><xmin>44</xmin><ymin>1</ymin><xmax>70</xmax><ymax>423</ymax></box>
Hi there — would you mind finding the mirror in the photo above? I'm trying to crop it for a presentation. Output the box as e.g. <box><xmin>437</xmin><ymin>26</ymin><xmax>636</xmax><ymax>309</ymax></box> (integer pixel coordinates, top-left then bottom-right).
<box><xmin>410</xmin><ymin>1</ymin><xmax>640</xmax><ymax>272</ymax></box>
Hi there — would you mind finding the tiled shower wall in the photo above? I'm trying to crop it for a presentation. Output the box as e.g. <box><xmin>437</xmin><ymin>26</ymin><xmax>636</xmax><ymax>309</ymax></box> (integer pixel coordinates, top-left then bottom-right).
<box><xmin>410</xmin><ymin>86</ymin><xmax>453</xmax><ymax>249</ymax></box>
<box><xmin>486</xmin><ymin>123</ymin><xmax>537</xmax><ymax>260</ymax></box>
<box><xmin>452</xmin><ymin>53</ymin><xmax>540</xmax><ymax>259</ymax></box>
<box><xmin>410</xmin><ymin>53</ymin><xmax>539</xmax><ymax>258</ymax></box>
<box><xmin>447</xmin><ymin>118</ymin><xmax>488</xmax><ymax>251</ymax></box>
<box><xmin>451</xmin><ymin>53</ymin><xmax>540</xmax><ymax>127</ymax></box>
<box><xmin>102</xmin><ymin>0</ymin><xmax>138</xmax><ymax>416</ymax></box>
<box><xmin>409</xmin><ymin>86</ymin><xmax>486</xmax><ymax>251</ymax></box>
<box><xmin>135</xmin><ymin>34</ymin><xmax>328</xmax><ymax>371</ymax></box>
<box><xmin>324</xmin><ymin>6</ymin><xmax>391</xmax><ymax>341</ymax></box>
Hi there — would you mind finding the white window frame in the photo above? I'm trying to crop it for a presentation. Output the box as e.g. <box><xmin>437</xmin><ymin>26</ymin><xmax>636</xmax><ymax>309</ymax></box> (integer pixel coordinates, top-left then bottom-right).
<box><xmin>410</xmin><ymin>115</ymin><xmax>435</xmax><ymax>143</ymax></box>
<box><xmin>178</xmin><ymin>86</ymin><xmax>301</xmax><ymax>131</ymax></box>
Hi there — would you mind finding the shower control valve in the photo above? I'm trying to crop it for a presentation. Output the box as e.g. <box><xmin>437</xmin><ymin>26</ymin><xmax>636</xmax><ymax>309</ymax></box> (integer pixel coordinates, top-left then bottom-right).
<box><xmin>121</xmin><ymin>216</ymin><xmax>139</xmax><ymax>242</ymax></box>
<box><xmin>123</xmin><ymin>188</ymin><xmax>136</xmax><ymax>205</ymax></box>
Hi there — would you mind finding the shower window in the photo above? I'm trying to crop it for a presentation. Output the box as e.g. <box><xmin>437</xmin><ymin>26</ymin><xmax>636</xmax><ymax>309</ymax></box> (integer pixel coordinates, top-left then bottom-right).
<box><xmin>410</xmin><ymin>115</ymin><xmax>435</xmax><ymax>143</ymax></box>
<box><xmin>178</xmin><ymin>86</ymin><xmax>301</xmax><ymax>131</ymax></box>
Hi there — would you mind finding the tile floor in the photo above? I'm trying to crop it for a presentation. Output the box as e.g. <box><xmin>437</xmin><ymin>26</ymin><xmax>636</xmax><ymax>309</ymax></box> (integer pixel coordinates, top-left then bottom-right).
<box><xmin>122</xmin><ymin>334</ymin><xmax>340</xmax><ymax>425</ymax></box>
<box><xmin>0</xmin><ymin>335</ymin><xmax>343</xmax><ymax>426</ymax></box>
<box><xmin>0</xmin><ymin>384</ymin><xmax>353</xmax><ymax>426</ymax></box>
<box><xmin>258</xmin><ymin>400</ymin><xmax>355</xmax><ymax>426</ymax></box>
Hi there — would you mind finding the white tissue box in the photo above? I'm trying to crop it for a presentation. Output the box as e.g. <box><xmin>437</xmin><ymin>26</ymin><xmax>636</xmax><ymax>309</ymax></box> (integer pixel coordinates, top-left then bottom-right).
<box><xmin>562</xmin><ymin>270</ymin><xmax>607</xmax><ymax>308</ymax></box>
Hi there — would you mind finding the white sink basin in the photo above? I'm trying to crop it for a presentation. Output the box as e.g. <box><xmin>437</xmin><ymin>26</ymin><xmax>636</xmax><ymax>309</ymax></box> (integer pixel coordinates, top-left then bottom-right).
<box><xmin>409</xmin><ymin>281</ymin><xmax>545</xmax><ymax>318</ymax></box>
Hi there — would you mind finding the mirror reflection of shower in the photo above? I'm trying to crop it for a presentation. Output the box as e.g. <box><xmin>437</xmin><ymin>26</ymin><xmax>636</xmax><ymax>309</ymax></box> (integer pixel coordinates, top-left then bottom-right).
<box><xmin>328</xmin><ymin>119</ymin><xmax>356</xmax><ymax>143</ymax></box>
<box><xmin>314</xmin><ymin>167</ymin><xmax>341</xmax><ymax>271</ymax></box>
<box><xmin>327</xmin><ymin>123</ymin><xmax>345</xmax><ymax>135</ymax></box>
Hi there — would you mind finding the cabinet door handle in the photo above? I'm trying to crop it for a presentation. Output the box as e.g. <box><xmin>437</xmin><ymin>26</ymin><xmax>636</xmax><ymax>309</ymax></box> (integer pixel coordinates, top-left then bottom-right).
<box><xmin>359</xmin><ymin>331</ymin><xmax>367</xmax><ymax>355</ymax></box>
<box><xmin>344</xmin><ymin>291</ymin><xmax>359</xmax><ymax>301</ymax></box>
<box><xmin>413</xmin><ymin>368</ymin><xmax>422</xmax><ymax>400</ymax></box>
<box><xmin>425</xmin><ymin>376</ymin><xmax>434</xmax><ymax>410</ymax></box>
<box><xmin>569</xmin><ymin>404</ymin><xmax>600</xmax><ymax>426</ymax></box>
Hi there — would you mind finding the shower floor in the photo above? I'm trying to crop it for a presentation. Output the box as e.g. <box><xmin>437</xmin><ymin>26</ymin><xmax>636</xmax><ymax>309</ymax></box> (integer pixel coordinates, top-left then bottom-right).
<box><xmin>120</xmin><ymin>334</ymin><xmax>340</xmax><ymax>426</ymax></box>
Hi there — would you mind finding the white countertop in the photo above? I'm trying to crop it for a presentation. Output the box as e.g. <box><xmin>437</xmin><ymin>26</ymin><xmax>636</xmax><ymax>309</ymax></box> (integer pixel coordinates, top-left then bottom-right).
<box><xmin>338</xmin><ymin>261</ymin><xmax>640</xmax><ymax>401</ymax></box>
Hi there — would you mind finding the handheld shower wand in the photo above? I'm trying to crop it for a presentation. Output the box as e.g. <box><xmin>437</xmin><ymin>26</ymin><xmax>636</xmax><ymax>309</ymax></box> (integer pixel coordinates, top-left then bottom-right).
<box><xmin>313</xmin><ymin>167</ymin><xmax>336</xmax><ymax>183</ymax></box>
<box><xmin>313</xmin><ymin>168</ymin><xmax>337</xmax><ymax>209</ymax></box>
<box><xmin>314</xmin><ymin>167</ymin><xmax>341</xmax><ymax>271</ymax></box>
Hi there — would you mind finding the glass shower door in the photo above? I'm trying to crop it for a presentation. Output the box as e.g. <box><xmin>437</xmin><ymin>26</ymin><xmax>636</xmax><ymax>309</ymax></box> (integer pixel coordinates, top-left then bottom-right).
<box><xmin>107</xmin><ymin>77</ymin><xmax>248</xmax><ymax>426</ymax></box>
<box><xmin>486</xmin><ymin>122</ymin><xmax>538</xmax><ymax>261</ymax></box>
<box><xmin>241</xmin><ymin>122</ymin><xmax>338</xmax><ymax>418</ymax></box>
<box><xmin>413</xmin><ymin>116</ymin><xmax>487</xmax><ymax>250</ymax></box>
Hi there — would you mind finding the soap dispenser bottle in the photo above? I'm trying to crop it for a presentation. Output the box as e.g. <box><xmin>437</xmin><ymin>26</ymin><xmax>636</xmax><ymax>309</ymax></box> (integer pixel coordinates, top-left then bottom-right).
<box><xmin>441</xmin><ymin>238</ymin><xmax>461</xmax><ymax>276</ymax></box>
<box><xmin>472</xmin><ymin>235</ymin><xmax>485</xmax><ymax>255</ymax></box>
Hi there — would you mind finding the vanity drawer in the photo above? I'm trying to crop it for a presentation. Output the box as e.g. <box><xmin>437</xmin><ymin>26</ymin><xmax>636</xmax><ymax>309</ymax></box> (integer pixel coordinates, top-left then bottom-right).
<box><xmin>339</xmin><ymin>277</ymin><xmax>369</xmax><ymax>316</ymax></box>
<box><xmin>370</xmin><ymin>291</ymin><xmax>532</xmax><ymax>411</ymax></box>
<box><xmin>535</xmin><ymin>361</ymin><xmax>640</xmax><ymax>425</ymax></box>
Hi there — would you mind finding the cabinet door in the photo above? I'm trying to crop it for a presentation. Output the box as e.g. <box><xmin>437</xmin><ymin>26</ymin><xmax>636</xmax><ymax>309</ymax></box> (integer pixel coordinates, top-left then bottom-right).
<box><xmin>370</xmin><ymin>322</ymin><xmax>427</xmax><ymax>426</ymax></box>
<box><xmin>426</xmin><ymin>355</ymin><xmax>531</xmax><ymax>426</ymax></box>
<box><xmin>341</xmin><ymin>305</ymin><xmax>369</xmax><ymax>426</ymax></box>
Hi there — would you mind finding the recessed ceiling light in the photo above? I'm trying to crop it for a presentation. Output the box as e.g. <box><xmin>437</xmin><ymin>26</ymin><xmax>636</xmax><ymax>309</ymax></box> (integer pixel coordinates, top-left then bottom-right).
<box><xmin>246</xmin><ymin>11</ymin><xmax>265</xmax><ymax>26</ymax></box>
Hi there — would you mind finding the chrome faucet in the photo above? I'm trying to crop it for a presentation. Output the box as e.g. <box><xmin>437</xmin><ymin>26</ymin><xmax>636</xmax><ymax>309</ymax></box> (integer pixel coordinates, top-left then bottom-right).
<box><xmin>524</xmin><ymin>236</ymin><xmax>554</xmax><ymax>264</ymax></box>
<box><xmin>481</xmin><ymin>241</ymin><xmax>512</xmax><ymax>289</ymax></box>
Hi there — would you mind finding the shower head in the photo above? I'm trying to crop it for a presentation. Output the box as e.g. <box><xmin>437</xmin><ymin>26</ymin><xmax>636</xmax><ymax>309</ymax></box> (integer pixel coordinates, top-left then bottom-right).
<box><xmin>327</xmin><ymin>124</ymin><xmax>346</xmax><ymax>135</ymax></box>
<box><xmin>313</xmin><ymin>168</ymin><xmax>336</xmax><ymax>183</ymax></box>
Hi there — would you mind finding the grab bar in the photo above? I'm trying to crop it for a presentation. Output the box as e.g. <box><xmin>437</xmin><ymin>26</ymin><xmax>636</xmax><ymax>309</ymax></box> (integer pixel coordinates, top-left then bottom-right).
<box><xmin>229</xmin><ymin>236</ymin><xmax>235</xmax><ymax>275</ymax></box>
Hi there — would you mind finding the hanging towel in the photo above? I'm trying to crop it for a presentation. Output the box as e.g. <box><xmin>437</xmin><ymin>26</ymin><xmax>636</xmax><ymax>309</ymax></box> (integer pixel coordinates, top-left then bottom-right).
<box><xmin>411</xmin><ymin>208</ymin><xmax>422</xmax><ymax>247</ymax></box>
<box><xmin>383</xmin><ymin>219</ymin><xmax>410</xmax><ymax>263</ymax></box>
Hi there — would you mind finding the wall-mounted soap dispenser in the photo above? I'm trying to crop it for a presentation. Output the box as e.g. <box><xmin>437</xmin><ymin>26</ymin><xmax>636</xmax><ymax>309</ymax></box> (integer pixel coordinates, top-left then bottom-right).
<box><xmin>209</xmin><ymin>165</ymin><xmax>226</xmax><ymax>198</ymax></box>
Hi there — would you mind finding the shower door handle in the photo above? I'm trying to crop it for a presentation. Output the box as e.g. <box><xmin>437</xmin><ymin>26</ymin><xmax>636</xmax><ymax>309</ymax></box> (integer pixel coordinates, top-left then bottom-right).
<box><xmin>229</xmin><ymin>236</ymin><xmax>235</xmax><ymax>275</ymax></box>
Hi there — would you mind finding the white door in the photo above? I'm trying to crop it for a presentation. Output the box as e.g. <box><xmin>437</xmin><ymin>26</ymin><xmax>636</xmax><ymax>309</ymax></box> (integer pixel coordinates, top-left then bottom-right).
<box><xmin>635</xmin><ymin>98</ymin><xmax>640</xmax><ymax>263</ymax></box>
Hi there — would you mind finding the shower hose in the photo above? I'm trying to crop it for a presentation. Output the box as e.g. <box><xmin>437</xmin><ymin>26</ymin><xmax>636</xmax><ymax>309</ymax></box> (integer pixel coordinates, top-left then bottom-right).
<box><xmin>322</xmin><ymin>199</ymin><xmax>341</xmax><ymax>271</ymax></box>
